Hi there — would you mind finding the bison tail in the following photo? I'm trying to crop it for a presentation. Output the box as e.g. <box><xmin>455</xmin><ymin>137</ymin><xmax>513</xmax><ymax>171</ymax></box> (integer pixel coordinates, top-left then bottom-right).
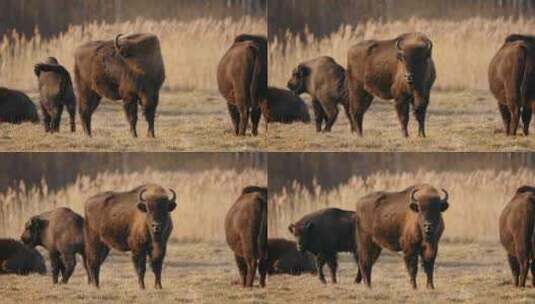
<box><xmin>257</xmin><ymin>199</ymin><xmax>268</xmax><ymax>261</ymax></box>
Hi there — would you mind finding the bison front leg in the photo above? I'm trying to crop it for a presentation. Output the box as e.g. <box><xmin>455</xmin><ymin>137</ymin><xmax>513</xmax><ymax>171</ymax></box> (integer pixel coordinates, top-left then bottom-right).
<box><xmin>123</xmin><ymin>100</ymin><xmax>138</xmax><ymax>138</ymax></box>
<box><xmin>342</xmin><ymin>101</ymin><xmax>355</xmax><ymax>133</ymax></box>
<box><xmin>403</xmin><ymin>253</ymin><xmax>418</xmax><ymax>289</ymax></box>
<box><xmin>395</xmin><ymin>98</ymin><xmax>410</xmax><ymax>138</ymax></box>
<box><xmin>315</xmin><ymin>254</ymin><xmax>327</xmax><ymax>284</ymax></box>
<box><xmin>132</xmin><ymin>251</ymin><xmax>147</xmax><ymax>289</ymax></box>
<box><xmin>150</xmin><ymin>252</ymin><xmax>166</xmax><ymax>289</ymax></box>
<box><xmin>421</xmin><ymin>254</ymin><xmax>436</xmax><ymax>289</ymax></box>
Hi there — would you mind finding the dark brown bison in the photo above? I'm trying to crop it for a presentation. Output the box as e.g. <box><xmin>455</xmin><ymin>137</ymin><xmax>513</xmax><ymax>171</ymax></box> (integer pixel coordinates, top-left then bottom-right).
<box><xmin>84</xmin><ymin>184</ymin><xmax>177</xmax><ymax>289</ymax></box>
<box><xmin>74</xmin><ymin>33</ymin><xmax>165</xmax><ymax>137</ymax></box>
<box><xmin>0</xmin><ymin>238</ymin><xmax>46</xmax><ymax>275</ymax></box>
<box><xmin>355</xmin><ymin>184</ymin><xmax>449</xmax><ymax>289</ymax></box>
<box><xmin>288</xmin><ymin>208</ymin><xmax>357</xmax><ymax>284</ymax></box>
<box><xmin>217</xmin><ymin>34</ymin><xmax>267</xmax><ymax>136</ymax></box>
<box><xmin>34</xmin><ymin>57</ymin><xmax>76</xmax><ymax>133</ymax></box>
<box><xmin>347</xmin><ymin>33</ymin><xmax>436</xmax><ymax>137</ymax></box>
<box><xmin>489</xmin><ymin>34</ymin><xmax>535</xmax><ymax>136</ymax></box>
<box><xmin>287</xmin><ymin>56</ymin><xmax>352</xmax><ymax>132</ymax></box>
<box><xmin>0</xmin><ymin>87</ymin><xmax>39</xmax><ymax>124</ymax></box>
<box><xmin>499</xmin><ymin>185</ymin><xmax>535</xmax><ymax>287</ymax></box>
<box><xmin>225</xmin><ymin>185</ymin><xmax>267</xmax><ymax>287</ymax></box>
<box><xmin>21</xmin><ymin>207</ymin><xmax>86</xmax><ymax>284</ymax></box>
<box><xmin>267</xmin><ymin>238</ymin><xmax>316</xmax><ymax>275</ymax></box>
<box><xmin>263</xmin><ymin>87</ymin><xmax>311</xmax><ymax>124</ymax></box>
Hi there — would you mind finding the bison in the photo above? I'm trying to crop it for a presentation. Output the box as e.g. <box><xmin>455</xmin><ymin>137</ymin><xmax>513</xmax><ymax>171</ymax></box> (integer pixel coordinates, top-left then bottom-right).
<box><xmin>489</xmin><ymin>34</ymin><xmax>535</xmax><ymax>136</ymax></box>
<box><xmin>263</xmin><ymin>87</ymin><xmax>311</xmax><ymax>124</ymax></box>
<box><xmin>288</xmin><ymin>208</ymin><xmax>357</xmax><ymax>284</ymax></box>
<box><xmin>287</xmin><ymin>56</ymin><xmax>352</xmax><ymax>132</ymax></box>
<box><xmin>347</xmin><ymin>33</ymin><xmax>436</xmax><ymax>137</ymax></box>
<box><xmin>0</xmin><ymin>87</ymin><xmax>39</xmax><ymax>124</ymax></box>
<box><xmin>0</xmin><ymin>238</ymin><xmax>46</xmax><ymax>275</ymax></box>
<box><xmin>84</xmin><ymin>184</ymin><xmax>177</xmax><ymax>289</ymax></box>
<box><xmin>499</xmin><ymin>185</ymin><xmax>535</xmax><ymax>287</ymax></box>
<box><xmin>34</xmin><ymin>57</ymin><xmax>76</xmax><ymax>133</ymax></box>
<box><xmin>267</xmin><ymin>238</ymin><xmax>316</xmax><ymax>275</ymax></box>
<box><xmin>74</xmin><ymin>33</ymin><xmax>165</xmax><ymax>137</ymax></box>
<box><xmin>225</xmin><ymin>185</ymin><xmax>267</xmax><ymax>287</ymax></box>
<box><xmin>21</xmin><ymin>207</ymin><xmax>86</xmax><ymax>284</ymax></box>
<box><xmin>217</xmin><ymin>34</ymin><xmax>267</xmax><ymax>136</ymax></box>
<box><xmin>354</xmin><ymin>184</ymin><xmax>449</xmax><ymax>289</ymax></box>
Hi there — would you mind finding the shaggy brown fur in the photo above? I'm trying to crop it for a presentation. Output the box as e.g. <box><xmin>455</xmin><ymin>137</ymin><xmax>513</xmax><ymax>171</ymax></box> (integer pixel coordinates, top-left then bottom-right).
<box><xmin>499</xmin><ymin>185</ymin><xmax>535</xmax><ymax>287</ymax></box>
<box><xmin>263</xmin><ymin>87</ymin><xmax>311</xmax><ymax>124</ymax></box>
<box><xmin>21</xmin><ymin>207</ymin><xmax>85</xmax><ymax>284</ymax></box>
<box><xmin>217</xmin><ymin>34</ymin><xmax>267</xmax><ymax>136</ymax></box>
<box><xmin>34</xmin><ymin>57</ymin><xmax>76</xmax><ymax>133</ymax></box>
<box><xmin>74</xmin><ymin>33</ymin><xmax>165</xmax><ymax>137</ymax></box>
<box><xmin>287</xmin><ymin>56</ymin><xmax>351</xmax><ymax>132</ymax></box>
<box><xmin>354</xmin><ymin>184</ymin><xmax>449</xmax><ymax>289</ymax></box>
<box><xmin>84</xmin><ymin>184</ymin><xmax>177</xmax><ymax>289</ymax></box>
<box><xmin>0</xmin><ymin>238</ymin><xmax>46</xmax><ymax>275</ymax></box>
<box><xmin>0</xmin><ymin>87</ymin><xmax>39</xmax><ymax>124</ymax></box>
<box><xmin>489</xmin><ymin>34</ymin><xmax>535</xmax><ymax>136</ymax></box>
<box><xmin>347</xmin><ymin>33</ymin><xmax>436</xmax><ymax>137</ymax></box>
<box><xmin>267</xmin><ymin>238</ymin><xmax>316</xmax><ymax>275</ymax></box>
<box><xmin>225</xmin><ymin>186</ymin><xmax>267</xmax><ymax>287</ymax></box>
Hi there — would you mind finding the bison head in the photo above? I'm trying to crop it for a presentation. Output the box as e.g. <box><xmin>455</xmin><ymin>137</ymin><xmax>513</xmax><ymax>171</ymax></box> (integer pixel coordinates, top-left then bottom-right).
<box><xmin>409</xmin><ymin>188</ymin><xmax>448</xmax><ymax>241</ymax></box>
<box><xmin>395</xmin><ymin>35</ymin><xmax>432</xmax><ymax>89</ymax></box>
<box><xmin>287</xmin><ymin>64</ymin><xmax>309</xmax><ymax>95</ymax></box>
<box><xmin>137</xmin><ymin>188</ymin><xmax>177</xmax><ymax>239</ymax></box>
<box><xmin>288</xmin><ymin>221</ymin><xmax>313</xmax><ymax>253</ymax></box>
<box><xmin>21</xmin><ymin>217</ymin><xmax>45</xmax><ymax>247</ymax></box>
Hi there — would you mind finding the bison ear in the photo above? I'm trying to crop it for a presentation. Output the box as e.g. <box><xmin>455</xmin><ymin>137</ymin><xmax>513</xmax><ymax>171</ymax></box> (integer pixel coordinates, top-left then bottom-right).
<box><xmin>304</xmin><ymin>222</ymin><xmax>313</xmax><ymax>231</ymax></box>
<box><xmin>137</xmin><ymin>202</ymin><xmax>148</xmax><ymax>213</ymax></box>
<box><xmin>409</xmin><ymin>202</ymin><xmax>419</xmax><ymax>213</ymax></box>
<box><xmin>440</xmin><ymin>201</ymin><xmax>449</xmax><ymax>212</ymax></box>
<box><xmin>30</xmin><ymin>217</ymin><xmax>43</xmax><ymax>229</ymax></box>
<box><xmin>396</xmin><ymin>52</ymin><xmax>404</xmax><ymax>62</ymax></box>
<box><xmin>288</xmin><ymin>224</ymin><xmax>295</xmax><ymax>234</ymax></box>
<box><xmin>168</xmin><ymin>201</ymin><xmax>177</xmax><ymax>212</ymax></box>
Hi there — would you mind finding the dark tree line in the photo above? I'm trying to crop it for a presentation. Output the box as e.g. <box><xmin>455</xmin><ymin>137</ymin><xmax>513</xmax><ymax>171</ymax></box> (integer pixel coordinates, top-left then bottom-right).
<box><xmin>0</xmin><ymin>0</ymin><xmax>266</xmax><ymax>39</ymax></box>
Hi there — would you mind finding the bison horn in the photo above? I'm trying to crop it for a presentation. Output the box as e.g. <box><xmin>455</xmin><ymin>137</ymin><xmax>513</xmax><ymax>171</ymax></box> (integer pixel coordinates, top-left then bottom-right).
<box><xmin>395</xmin><ymin>38</ymin><xmax>403</xmax><ymax>51</ymax></box>
<box><xmin>168</xmin><ymin>188</ymin><xmax>176</xmax><ymax>202</ymax></box>
<box><xmin>426</xmin><ymin>39</ymin><xmax>433</xmax><ymax>54</ymax></box>
<box><xmin>114</xmin><ymin>34</ymin><xmax>123</xmax><ymax>53</ymax></box>
<box><xmin>410</xmin><ymin>189</ymin><xmax>418</xmax><ymax>203</ymax></box>
<box><xmin>138</xmin><ymin>189</ymin><xmax>147</xmax><ymax>202</ymax></box>
<box><xmin>441</xmin><ymin>188</ymin><xmax>449</xmax><ymax>202</ymax></box>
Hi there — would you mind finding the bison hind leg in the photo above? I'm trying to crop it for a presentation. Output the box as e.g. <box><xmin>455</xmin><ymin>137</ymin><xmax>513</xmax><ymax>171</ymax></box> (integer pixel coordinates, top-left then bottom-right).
<box><xmin>312</xmin><ymin>99</ymin><xmax>326</xmax><ymax>133</ymax></box>
<box><xmin>326</xmin><ymin>254</ymin><xmax>338</xmax><ymax>283</ymax></box>
<box><xmin>250</xmin><ymin>107</ymin><xmax>261</xmax><ymax>136</ymax></box>
<box><xmin>498</xmin><ymin>103</ymin><xmax>512</xmax><ymax>135</ymax></box>
<box><xmin>227</xmin><ymin>103</ymin><xmax>240</xmax><ymax>135</ymax></box>
<box><xmin>522</xmin><ymin>106</ymin><xmax>532</xmax><ymax>136</ymax></box>
<box><xmin>234</xmin><ymin>255</ymin><xmax>247</xmax><ymax>287</ymax></box>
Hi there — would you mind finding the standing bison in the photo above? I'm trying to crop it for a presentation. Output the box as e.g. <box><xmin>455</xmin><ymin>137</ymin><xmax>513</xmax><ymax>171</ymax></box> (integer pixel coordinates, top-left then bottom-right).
<box><xmin>347</xmin><ymin>33</ymin><xmax>436</xmax><ymax>137</ymax></box>
<box><xmin>499</xmin><ymin>185</ymin><xmax>535</xmax><ymax>287</ymax></box>
<box><xmin>267</xmin><ymin>238</ymin><xmax>316</xmax><ymax>276</ymax></box>
<box><xmin>74</xmin><ymin>33</ymin><xmax>165</xmax><ymax>137</ymax></box>
<box><xmin>225</xmin><ymin>186</ymin><xmax>267</xmax><ymax>287</ymax></box>
<box><xmin>21</xmin><ymin>207</ymin><xmax>86</xmax><ymax>284</ymax></box>
<box><xmin>354</xmin><ymin>184</ymin><xmax>449</xmax><ymax>289</ymax></box>
<box><xmin>84</xmin><ymin>184</ymin><xmax>177</xmax><ymax>289</ymax></box>
<box><xmin>34</xmin><ymin>57</ymin><xmax>76</xmax><ymax>133</ymax></box>
<box><xmin>0</xmin><ymin>238</ymin><xmax>46</xmax><ymax>275</ymax></box>
<box><xmin>217</xmin><ymin>34</ymin><xmax>267</xmax><ymax>136</ymax></box>
<box><xmin>489</xmin><ymin>34</ymin><xmax>535</xmax><ymax>136</ymax></box>
<box><xmin>288</xmin><ymin>208</ymin><xmax>358</xmax><ymax>284</ymax></box>
<box><xmin>0</xmin><ymin>87</ymin><xmax>39</xmax><ymax>124</ymax></box>
<box><xmin>287</xmin><ymin>56</ymin><xmax>352</xmax><ymax>132</ymax></box>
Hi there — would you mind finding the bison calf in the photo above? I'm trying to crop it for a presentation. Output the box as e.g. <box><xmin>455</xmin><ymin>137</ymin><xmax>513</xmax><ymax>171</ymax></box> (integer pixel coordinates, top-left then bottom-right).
<box><xmin>84</xmin><ymin>184</ymin><xmax>177</xmax><ymax>289</ymax></box>
<box><xmin>288</xmin><ymin>208</ymin><xmax>357</xmax><ymax>284</ymax></box>
<box><xmin>499</xmin><ymin>186</ymin><xmax>535</xmax><ymax>287</ymax></box>
<box><xmin>225</xmin><ymin>186</ymin><xmax>267</xmax><ymax>287</ymax></box>
<box><xmin>355</xmin><ymin>184</ymin><xmax>449</xmax><ymax>289</ymax></box>
<box><xmin>267</xmin><ymin>238</ymin><xmax>316</xmax><ymax>275</ymax></box>
<box><xmin>0</xmin><ymin>238</ymin><xmax>46</xmax><ymax>275</ymax></box>
<box><xmin>263</xmin><ymin>87</ymin><xmax>311</xmax><ymax>125</ymax></box>
<box><xmin>21</xmin><ymin>207</ymin><xmax>85</xmax><ymax>284</ymax></box>
<box><xmin>0</xmin><ymin>87</ymin><xmax>39</xmax><ymax>124</ymax></box>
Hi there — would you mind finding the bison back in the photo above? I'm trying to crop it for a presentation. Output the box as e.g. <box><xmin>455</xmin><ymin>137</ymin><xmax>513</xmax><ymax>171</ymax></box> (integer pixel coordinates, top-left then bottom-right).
<box><xmin>0</xmin><ymin>88</ymin><xmax>39</xmax><ymax>123</ymax></box>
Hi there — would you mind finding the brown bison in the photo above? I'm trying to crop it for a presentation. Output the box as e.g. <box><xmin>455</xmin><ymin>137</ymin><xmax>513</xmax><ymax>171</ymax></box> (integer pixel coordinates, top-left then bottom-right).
<box><xmin>21</xmin><ymin>207</ymin><xmax>86</xmax><ymax>284</ymax></box>
<box><xmin>499</xmin><ymin>185</ymin><xmax>535</xmax><ymax>287</ymax></box>
<box><xmin>354</xmin><ymin>184</ymin><xmax>449</xmax><ymax>289</ymax></box>
<box><xmin>0</xmin><ymin>238</ymin><xmax>46</xmax><ymax>275</ymax></box>
<box><xmin>489</xmin><ymin>34</ymin><xmax>535</xmax><ymax>136</ymax></box>
<box><xmin>225</xmin><ymin>185</ymin><xmax>267</xmax><ymax>287</ymax></box>
<box><xmin>288</xmin><ymin>208</ymin><xmax>357</xmax><ymax>284</ymax></box>
<box><xmin>347</xmin><ymin>33</ymin><xmax>436</xmax><ymax>137</ymax></box>
<box><xmin>84</xmin><ymin>184</ymin><xmax>177</xmax><ymax>289</ymax></box>
<box><xmin>34</xmin><ymin>57</ymin><xmax>76</xmax><ymax>133</ymax></box>
<box><xmin>0</xmin><ymin>87</ymin><xmax>39</xmax><ymax>124</ymax></box>
<box><xmin>287</xmin><ymin>56</ymin><xmax>352</xmax><ymax>132</ymax></box>
<box><xmin>263</xmin><ymin>87</ymin><xmax>311</xmax><ymax>124</ymax></box>
<box><xmin>74</xmin><ymin>33</ymin><xmax>165</xmax><ymax>137</ymax></box>
<box><xmin>267</xmin><ymin>238</ymin><xmax>316</xmax><ymax>275</ymax></box>
<box><xmin>217</xmin><ymin>34</ymin><xmax>267</xmax><ymax>136</ymax></box>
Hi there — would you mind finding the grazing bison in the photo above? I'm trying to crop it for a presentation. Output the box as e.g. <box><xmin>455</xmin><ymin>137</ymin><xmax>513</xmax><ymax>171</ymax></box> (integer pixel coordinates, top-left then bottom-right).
<box><xmin>0</xmin><ymin>238</ymin><xmax>46</xmax><ymax>275</ymax></box>
<box><xmin>0</xmin><ymin>87</ymin><xmax>39</xmax><ymax>124</ymax></box>
<box><xmin>489</xmin><ymin>34</ymin><xmax>535</xmax><ymax>136</ymax></box>
<box><xmin>84</xmin><ymin>184</ymin><xmax>177</xmax><ymax>289</ymax></box>
<box><xmin>499</xmin><ymin>185</ymin><xmax>535</xmax><ymax>287</ymax></box>
<box><xmin>267</xmin><ymin>238</ymin><xmax>316</xmax><ymax>275</ymax></box>
<box><xmin>225</xmin><ymin>186</ymin><xmax>267</xmax><ymax>287</ymax></box>
<box><xmin>74</xmin><ymin>33</ymin><xmax>165</xmax><ymax>137</ymax></box>
<box><xmin>354</xmin><ymin>184</ymin><xmax>449</xmax><ymax>289</ymax></box>
<box><xmin>347</xmin><ymin>33</ymin><xmax>436</xmax><ymax>137</ymax></box>
<box><xmin>288</xmin><ymin>208</ymin><xmax>357</xmax><ymax>284</ymax></box>
<box><xmin>21</xmin><ymin>207</ymin><xmax>86</xmax><ymax>284</ymax></box>
<box><xmin>34</xmin><ymin>57</ymin><xmax>76</xmax><ymax>133</ymax></box>
<box><xmin>263</xmin><ymin>87</ymin><xmax>311</xmax><ymax>124</ymax></box>
<box><xmin>287</xmin><ymin>56</ymin><xmax>352</xmax><ymax>132</ymax></box>
<box><xmin>217</xmin><ymin>34</ymin><xmax>267</xmax><ymax>136</ymax></box>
